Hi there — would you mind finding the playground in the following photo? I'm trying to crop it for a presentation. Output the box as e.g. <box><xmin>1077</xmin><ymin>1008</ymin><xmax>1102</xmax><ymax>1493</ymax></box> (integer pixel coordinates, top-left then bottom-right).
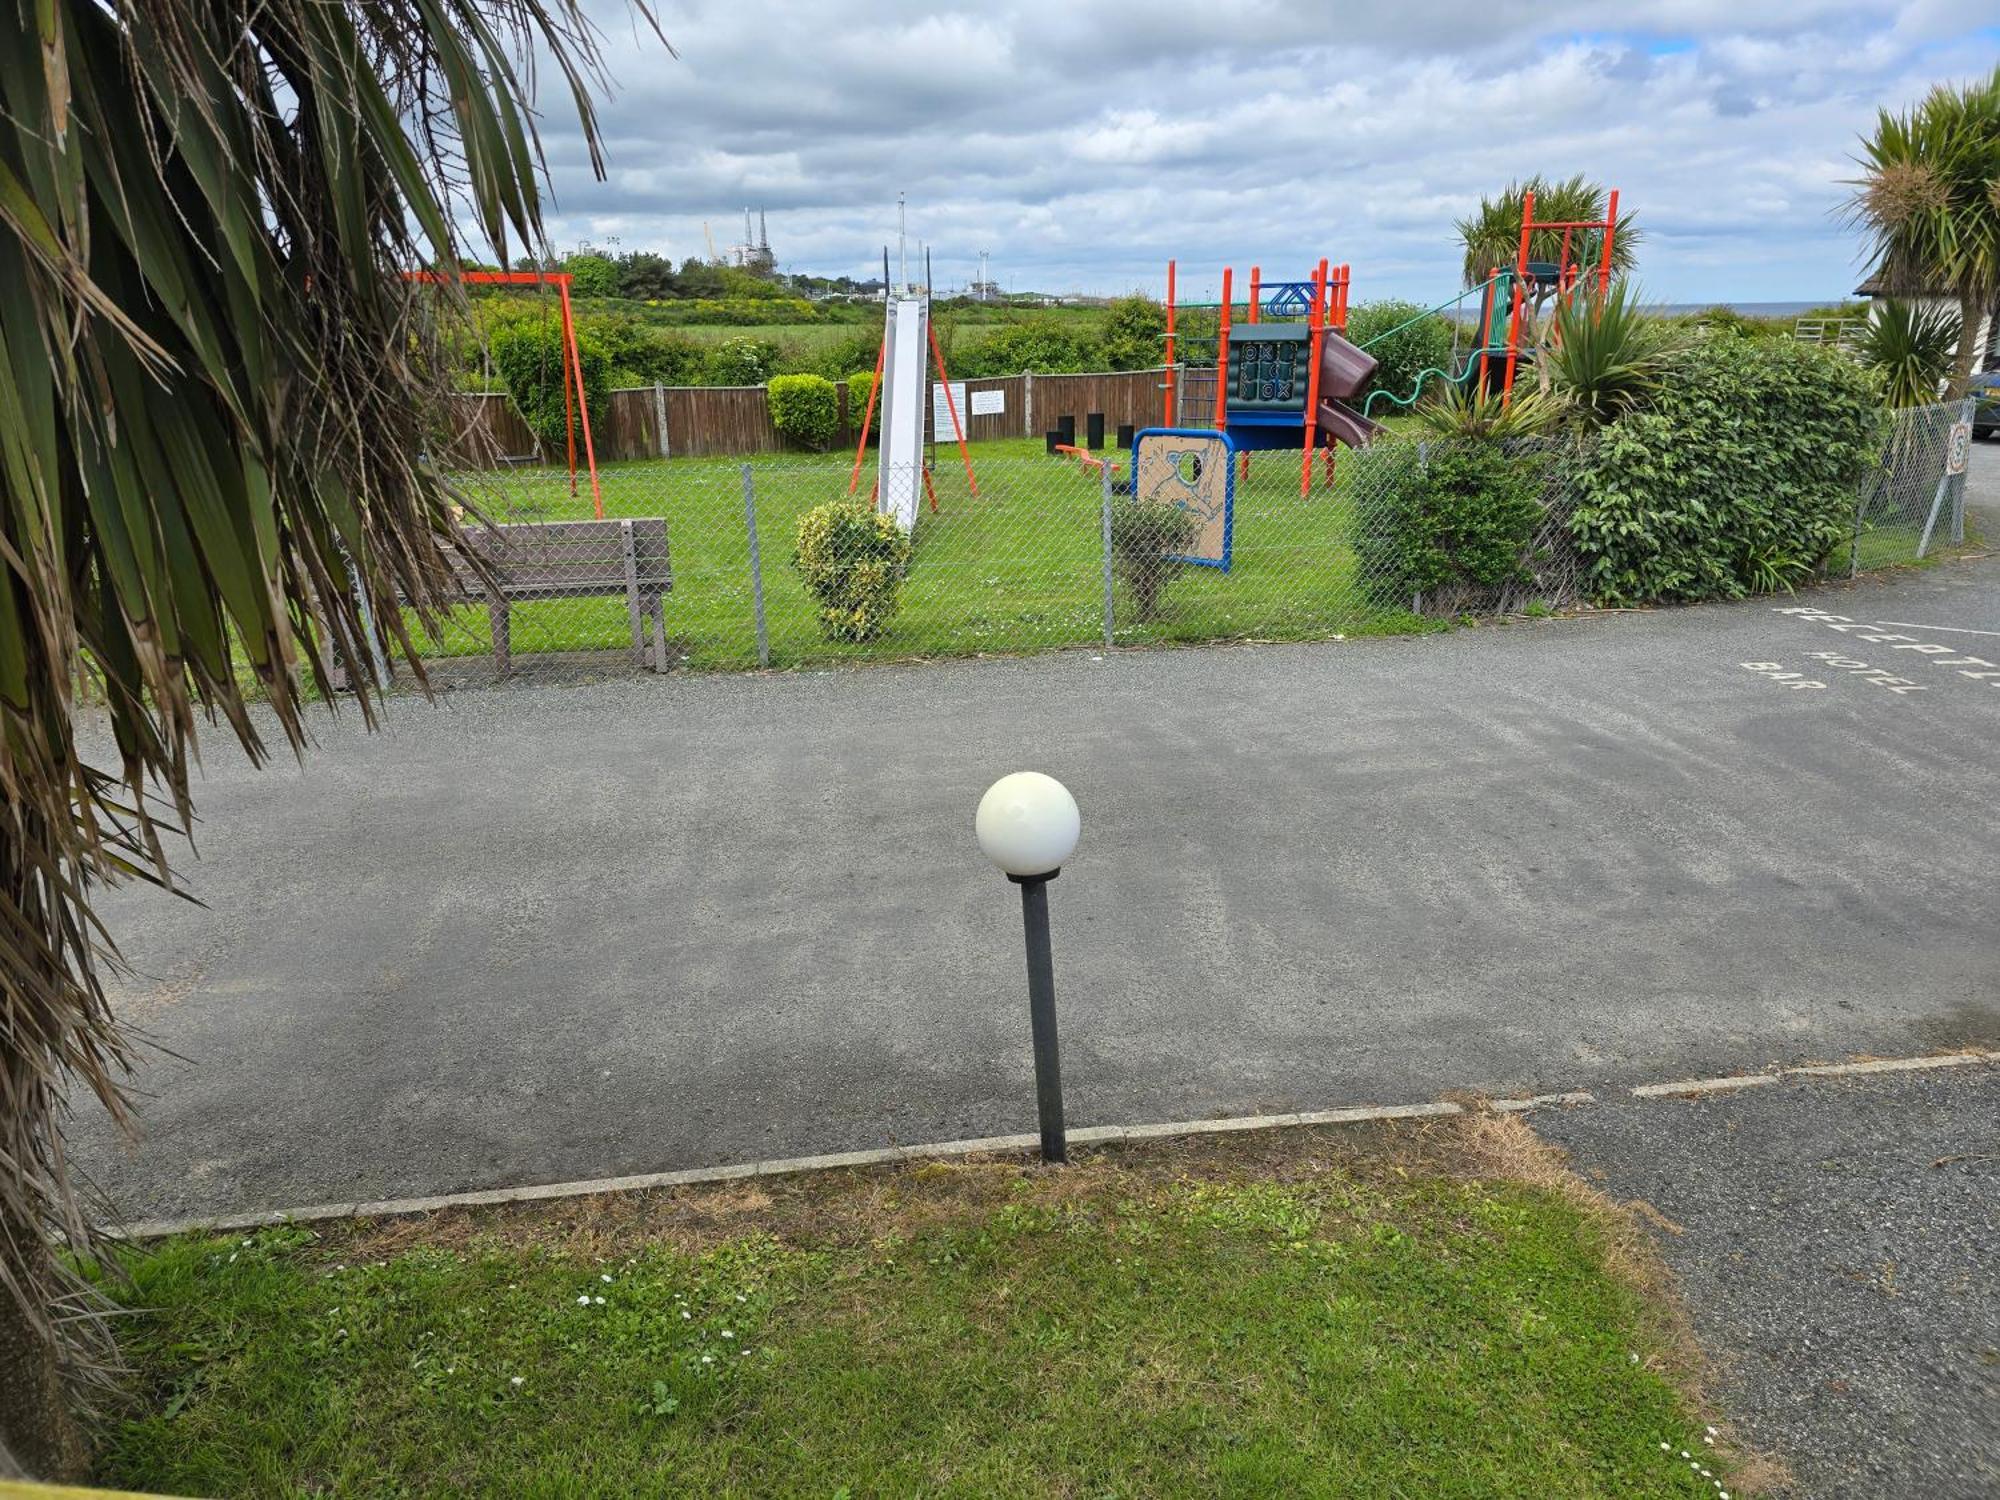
<box><xmin>405</xmin><ymin>191</ymin><xmax>1972</xmax><ymax>680</ymax></box>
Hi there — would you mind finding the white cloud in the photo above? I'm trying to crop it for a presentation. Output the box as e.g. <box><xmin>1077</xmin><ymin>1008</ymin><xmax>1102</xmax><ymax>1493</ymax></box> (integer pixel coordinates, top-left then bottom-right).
<box><xmin>508</xmin><ymin>0</ymin><xmax>2000</xmax><ymax>303</ymax></box>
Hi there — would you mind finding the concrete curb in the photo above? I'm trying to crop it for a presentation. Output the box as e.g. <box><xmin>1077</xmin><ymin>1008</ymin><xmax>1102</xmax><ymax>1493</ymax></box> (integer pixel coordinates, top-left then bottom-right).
<box><xmin>111</xmin><ymin>1051</ymin><xmax>1997</xmax><ymax>1242</ymax></box>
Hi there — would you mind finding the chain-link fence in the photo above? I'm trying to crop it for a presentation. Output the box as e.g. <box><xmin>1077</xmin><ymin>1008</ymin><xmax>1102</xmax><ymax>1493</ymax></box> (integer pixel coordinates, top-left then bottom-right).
<box><xmin>388</xmin><ymin>399</ymin><xmax>1975</xmax><ymax>683</ymax></box>
<box><xmin>1847</xmin><ymin>398</ymin><xmax>1975</xmax><ymax>572</ymax></box>
<box><xmin>401</xmin><ymin>434</ymin><xmax>1596</xmax><ymax>681</ymax></box>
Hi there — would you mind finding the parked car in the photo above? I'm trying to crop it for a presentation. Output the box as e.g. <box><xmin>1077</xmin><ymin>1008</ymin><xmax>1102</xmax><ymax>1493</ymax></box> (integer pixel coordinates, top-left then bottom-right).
<box><xmin>1975</xmin><ymin>370</ymin><xmax>1999</xmax><ymax>440</ymax></box>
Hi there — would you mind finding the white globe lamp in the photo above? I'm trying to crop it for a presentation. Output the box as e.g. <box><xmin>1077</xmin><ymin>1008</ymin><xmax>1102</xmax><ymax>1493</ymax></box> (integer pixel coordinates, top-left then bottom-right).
<box><xmin>976</xmin><ymin>771</ymin><xmax>1081</xmax><ymax>1163</ymax></box>
<box><xmin>975</xmin><ymin>771</ymin><xmax>1080</xmax><ymax>879</ymax></box>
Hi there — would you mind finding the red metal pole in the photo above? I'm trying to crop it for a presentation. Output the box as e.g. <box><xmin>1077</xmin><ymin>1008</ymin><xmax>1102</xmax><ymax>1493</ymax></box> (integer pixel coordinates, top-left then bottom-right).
<box><xmin>926</xmin><ymin>316</ymin><xmax>976</xmax><ymax>498</ymax></box>
<box><xmin>1502</xmin><ymin>190</ymin><xmax>1535</xmax><ymax>405</ymax></box>
<box><xmin>558</xmin><ymin>286</ymin><xmax>578</xmax><ymax>498</ymax></box>
<box><xmin>1164</xmin><ymin>260</ymin><xmax>1177</xmax><ymax>427</ymax></box>
<box><xmin>1247</xmin><ymin>266</ymin><xmax>1260</xmax><ymax>325</ymax></box>
<box><xmin>1597</xmin><ymin>189</ymin><xmax>1620</xmax><ymax>298</ymax></box>
<box><xmin>848</xmin><ymin>333</ymin><xmax>886</xmax><ymax>495</ymax></box>
<box><xmin>1301</xmin><ymin>259</ymin><xmax>1327</xmax><ymax>498</ymax></box>
<box><xmin>1213</xmin><ymin>267</ymin><xmax>1233</xmax><ymax>432</ymax></box>
<box><xmin>558</xmin><ymin>279</ymin><xmax>603</xmax><ymax>518</ymax></box>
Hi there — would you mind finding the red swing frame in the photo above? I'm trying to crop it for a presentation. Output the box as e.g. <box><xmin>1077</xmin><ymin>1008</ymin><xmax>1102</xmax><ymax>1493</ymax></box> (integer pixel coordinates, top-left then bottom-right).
<box><xmin>410</xmin><ymin>269</ymin><xmax>605</xmax><ymax>519</ymax></box>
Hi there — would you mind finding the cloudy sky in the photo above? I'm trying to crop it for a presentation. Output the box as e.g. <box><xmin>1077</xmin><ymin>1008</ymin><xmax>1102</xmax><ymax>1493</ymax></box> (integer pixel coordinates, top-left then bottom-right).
<box><xmin>528</xmin><ymin>2</ymin><xmax>1999</xmax><ymax>305</ymax></box>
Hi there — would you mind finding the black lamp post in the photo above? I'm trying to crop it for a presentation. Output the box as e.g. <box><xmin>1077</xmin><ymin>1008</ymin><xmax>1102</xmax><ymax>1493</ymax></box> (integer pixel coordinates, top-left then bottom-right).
<box><xmin>976</xmin><ymin>772</ymin><xmax>1081</xmax><ymax>1164</ymax></box>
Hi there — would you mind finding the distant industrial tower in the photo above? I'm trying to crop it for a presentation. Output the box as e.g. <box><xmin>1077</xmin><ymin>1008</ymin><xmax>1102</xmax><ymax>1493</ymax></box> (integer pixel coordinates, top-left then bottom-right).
<box><xmin>971</xmin><ymin>249</ymin><xmax>999</xmax><ymax>302</ymax></box>
<box><xmin>731</xmin><ymin>207</ymin><xmax>777</xmax><ymax>276</ymax></box>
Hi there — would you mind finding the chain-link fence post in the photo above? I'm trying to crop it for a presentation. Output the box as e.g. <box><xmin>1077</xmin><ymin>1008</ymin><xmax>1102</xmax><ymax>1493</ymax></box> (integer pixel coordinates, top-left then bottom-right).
<box><xmin>1914</xmin><ymin>397</ymin><xmax>1973</xmax><ymax>560</ymax></box>
<box><xmin>1952</xmin><ymin>394</ymin><xmax>1971</xmax><ymax>546</ymax></box>
<box><xmin>1099</xmin><ymin>461</ymin><xmax>1115</xmax><ymax>649</ymax></box>
<box><xmin>743</xmin><ymin>463</ymin><xmax>770</xmax><ymax>668</ymax></box>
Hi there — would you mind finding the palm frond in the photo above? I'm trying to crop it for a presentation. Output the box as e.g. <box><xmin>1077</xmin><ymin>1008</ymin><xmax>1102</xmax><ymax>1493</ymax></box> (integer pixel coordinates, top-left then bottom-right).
<box><xmin>1856</xmin><ymin>300</ymin><xmax>1960</xmax><ymax>407</ymax></box>
<box><xmin>0</xmin><ymin>0</ymin><xmax>659</xmax><ymax>1451</ymax></box>
<box><xmin>1542</xmin><ymin>284</ymin><xmax>1682</xmax><ymax>428</ymax></box>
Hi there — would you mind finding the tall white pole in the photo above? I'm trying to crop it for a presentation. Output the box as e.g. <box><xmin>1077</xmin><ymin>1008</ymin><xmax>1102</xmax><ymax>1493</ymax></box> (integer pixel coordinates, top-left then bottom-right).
<box><xmin>897</xmin><ymin>192</ymin><xmax>907</xmax><ymax>292</ymax></box>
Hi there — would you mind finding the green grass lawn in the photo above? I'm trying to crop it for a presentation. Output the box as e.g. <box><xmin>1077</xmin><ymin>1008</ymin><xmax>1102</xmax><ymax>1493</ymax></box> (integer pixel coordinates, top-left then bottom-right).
<box><xmin>429</xmin><ymin>438</ymin><xmax>1431</xmax><ymax>672</ymax></box>
<box><xmin>91</xmin><ymin>1120</ymin><xmax>1755</xmax><ymax>1498</ymax></box>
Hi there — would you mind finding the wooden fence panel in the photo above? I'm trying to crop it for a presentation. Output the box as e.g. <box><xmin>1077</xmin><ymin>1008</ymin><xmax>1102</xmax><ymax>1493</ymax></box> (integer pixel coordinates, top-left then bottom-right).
<box><xmin>443</xmin><ymin>368</ymin><xmax>1194</xmax><ymax>468</ymax></box>
<box><xmin>662</xmin><ymin>386</ymin><xmax>782</xmax><ymax>457</ymax></box>
<box><xmin>1027</xmin><ymin>368</ymin><xmax>1176</xmax><ymax>439</ymax></box>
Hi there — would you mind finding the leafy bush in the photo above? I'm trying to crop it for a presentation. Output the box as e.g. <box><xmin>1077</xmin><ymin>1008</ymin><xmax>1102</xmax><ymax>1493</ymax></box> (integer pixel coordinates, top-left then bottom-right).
<box><xmin>793</xmin><ymin>499</ymin><xmax>911</xmax><ymax>641</ymax></box>
<box><xmin>954</xmin><ymin>322</ymin><xmax>1096</xmax><ymax>377</ymax></box>
<box><xmin>768</xmin><ymin>374</ymin><xmax>840</xmax><ymax>450</ymax></box>
<box><xmin>1347</xmin><ymin>300</ymin><xmax>1455</xmax><ymax>405</ymax></box>
<box><xmin>703</xmin><ymin>337</ymin><xmax>780</xmax><ymax>386</ymax></box>
<box><xmin>1109</xmin><ymin>499</ymin><xmax>1200</xmax><ymax>620</ymax></box>
<box><xmin>490</xmin><ymin>319</ymin><xmax>609</xmax><ymax>456</ymax></box>
<box><xmin>1354</xmin><ymin>442</ymin><xmax>1547</xmax><ymax>609</ymax></box>
<box><xmin>1096</xmin><ymin>295</ymin><xmax>1168</xmax><ymax>370</ymax></box>
<box><xmin>1857</xmin><ymin>299</ymin><xmax>1958</xmax><ymax>407</ymax></box>
<box><xmin>591</xmin><ymin>315</ymin><xmax>705</xmax><ymax>386</ymax></box>
<box><xmin>564</xmin><ymin>253</ymin><xmax>618</xmax><ymax>299</ymax></box>
<box><xmin>1569</xmin><ymin>337</ymin><xmax>1884</xmax><ymax>604</ymax></box>
<box><xmin>807</xmin><ymin>328</ymin><xmax>889</xmax><ymax>382</ymax></box>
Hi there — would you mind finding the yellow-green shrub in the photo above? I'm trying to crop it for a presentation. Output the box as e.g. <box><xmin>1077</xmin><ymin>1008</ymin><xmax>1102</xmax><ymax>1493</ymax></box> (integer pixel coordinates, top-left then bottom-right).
<box><xmin>793</xmin><ymin>499</ymin><xmax>911</xmax><ymax>641</ymax></box>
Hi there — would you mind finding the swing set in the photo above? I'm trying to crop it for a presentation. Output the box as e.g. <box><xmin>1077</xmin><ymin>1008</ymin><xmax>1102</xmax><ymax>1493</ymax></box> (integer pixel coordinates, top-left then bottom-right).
<box><xmin>408</xmin><ymin>268</ymin><xmax>605</xmax><ymax>518</ymax></box>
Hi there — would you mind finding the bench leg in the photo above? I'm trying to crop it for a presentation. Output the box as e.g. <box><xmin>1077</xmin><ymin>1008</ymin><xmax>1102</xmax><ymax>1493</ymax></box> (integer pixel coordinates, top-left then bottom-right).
<box><xmin>487</xmin><ymin>598</ymin><xmax>511</xmax><ymax>676</ymax></box>
<box><xmin>625</xmin><ymin>584</ymin><xmax>646</xmax><ymax>667</ymax></box>
<box><xmin>649</xmin><ymin>593</ymin><xmax>668</xmax><ymax>672</ymax></box>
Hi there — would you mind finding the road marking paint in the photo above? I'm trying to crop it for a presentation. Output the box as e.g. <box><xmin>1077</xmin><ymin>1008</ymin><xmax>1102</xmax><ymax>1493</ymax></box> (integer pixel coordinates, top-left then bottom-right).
<box><xmin>1490</xmin><ymin>1090</ymin><xmax>1597</xmax><ymax>1113</ymax></box>
<box><xmin>104</xmin><ymin>1055</ymin><xmax>1997</xmax><ymax>1241</ymax></box>
<box><xmin>1631</xmin><ymin>1074</ymin><xmax>1779</xmax><ymax>1098</ymax></box>
<box><xmin>1784</xmin><ymin>1053</ymin><xmax>1993</xmax><ymax>1079</ymax></box>
<box><xmin>1874</xmin><ymin>620</ymin><xmax>2000</xmax><ymax>638</ymax></box>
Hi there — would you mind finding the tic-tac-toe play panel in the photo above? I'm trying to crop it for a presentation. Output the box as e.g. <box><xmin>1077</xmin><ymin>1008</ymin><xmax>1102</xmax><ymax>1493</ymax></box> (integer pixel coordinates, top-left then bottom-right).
<box><xmin>1132</xmin><ymin>427</ymin><xmax>1236</xmax><ymax>570</ymax></box>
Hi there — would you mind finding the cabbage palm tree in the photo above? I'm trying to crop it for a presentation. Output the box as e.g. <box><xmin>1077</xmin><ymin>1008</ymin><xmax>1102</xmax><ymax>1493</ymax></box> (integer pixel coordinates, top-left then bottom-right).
<box><xmin>1857</xmin><ymin>299</ymin><xmax>1962</xmax><ymax>407</ymax></box>
<box><xmin>1457</xmin><ymin>175</ymin><xmax>1640</xmax><ymax>304</ymax></box>
<box><xmin>1847</xmin><ymin>67</ymin><xmax>2000</xmax><ymax>397</ymax></box>
<box><xmin>0</xmin><ymin>0</ymin><xmax>656</xmax><ymax>1475</ymax></box>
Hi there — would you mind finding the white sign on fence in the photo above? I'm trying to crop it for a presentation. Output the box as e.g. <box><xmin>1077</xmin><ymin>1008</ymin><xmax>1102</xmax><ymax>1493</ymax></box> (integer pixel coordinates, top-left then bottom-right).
<box><xmin>970</xmin><ymin>388</ymin><xmax>1006</xmax><ymax>417</ymax></box>
<box><xmin>931</xmin><ymin>381</ymin><xmax>967</xmax><ymax>437</ymax></box>
<box><xmin>1946</xmin><ymin>420</ymin><xmax>1972</xmax><ymax>477</ymax></box>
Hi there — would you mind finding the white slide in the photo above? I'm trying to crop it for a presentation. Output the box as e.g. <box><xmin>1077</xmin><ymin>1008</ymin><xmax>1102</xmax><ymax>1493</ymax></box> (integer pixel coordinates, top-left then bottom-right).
<box><xmin>875</xmin><ymin>295</ymin><xmax>927</xmax><ymax>530</ymax></box>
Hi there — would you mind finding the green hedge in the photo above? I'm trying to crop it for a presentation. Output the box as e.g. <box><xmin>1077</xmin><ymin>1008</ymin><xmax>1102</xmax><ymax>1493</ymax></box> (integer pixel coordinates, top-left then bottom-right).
<box><xmin>1569</xmin><ymin>337</ymin><xmax>1884</xmax><ymax>603</ymax></box>
<box><xmin>1354</xmin><ymin>442</ymin><xmax>1547</xmax><ymax>608</ymax></box>
<box><xmin>490</xmin><ymin>320</ymin><xmax>609</xmax><ymax>456</ymax></box>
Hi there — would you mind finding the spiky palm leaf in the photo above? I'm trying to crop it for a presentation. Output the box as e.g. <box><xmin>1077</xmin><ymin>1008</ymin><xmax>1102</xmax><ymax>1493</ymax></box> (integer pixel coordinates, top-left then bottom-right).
<box><xmin>1413</xmin><ymin>381</ymin><xmax>1565</xmax><ymax>440</ymax></box>
<box><xmin>1542</xmin><ymin>283</ymin><xmax>1682</xmax><ymax>428</ymax></box>
<box><xmin>1846</xmin><ymin>67</ymin><xmax>2000</xmax><ymax>396</ymax></box>
<box><xmin>1857</xmin><ymin>299</ymin><xmax>1962</xmax><ymax>407</ymax></box>
<box><xmin>0</xmin><ymin>0</ymin><xmax>656</xmax><ymax>1470</ymax></box>
<box><xmin>1457</xmin><ymin>174</ymin><xmax>1641</xmax><ymax>293</ymax></box>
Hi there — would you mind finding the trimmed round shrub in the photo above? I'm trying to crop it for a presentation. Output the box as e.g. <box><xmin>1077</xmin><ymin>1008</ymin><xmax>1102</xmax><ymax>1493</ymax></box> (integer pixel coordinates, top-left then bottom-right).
<box><xmin>1569</xmin><ymin>336</ymin><xmax>1885</xmax><ymax>604</ymax></box>
<box><xmin>845</xmin><ymin>371</ymin><xmax>879</xmax><ymax>443</ymax></box>
<box><xmin>793</xmin><ymin>499</ymin><xmax>911</xmax><ymax>642</ymax></box>
<box><xmin>768</xmin><ymin>374</ymin><xmax>839</xmax><ymax>450</ymax></box>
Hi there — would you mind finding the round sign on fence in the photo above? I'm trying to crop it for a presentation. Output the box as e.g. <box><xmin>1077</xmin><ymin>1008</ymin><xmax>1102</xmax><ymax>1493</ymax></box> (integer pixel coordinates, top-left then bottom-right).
<box><xmin>1946</xmin><ymin>421</ymin><xmax>1972</xmax><ymax>477</ymax></box>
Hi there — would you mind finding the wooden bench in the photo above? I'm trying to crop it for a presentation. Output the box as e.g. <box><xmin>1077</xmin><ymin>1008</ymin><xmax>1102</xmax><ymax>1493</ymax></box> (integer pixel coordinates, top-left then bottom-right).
<box><xmin>444</xmin><ymin>516</ymin><xmax>672</xmax><ymax>675</ymax></box>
